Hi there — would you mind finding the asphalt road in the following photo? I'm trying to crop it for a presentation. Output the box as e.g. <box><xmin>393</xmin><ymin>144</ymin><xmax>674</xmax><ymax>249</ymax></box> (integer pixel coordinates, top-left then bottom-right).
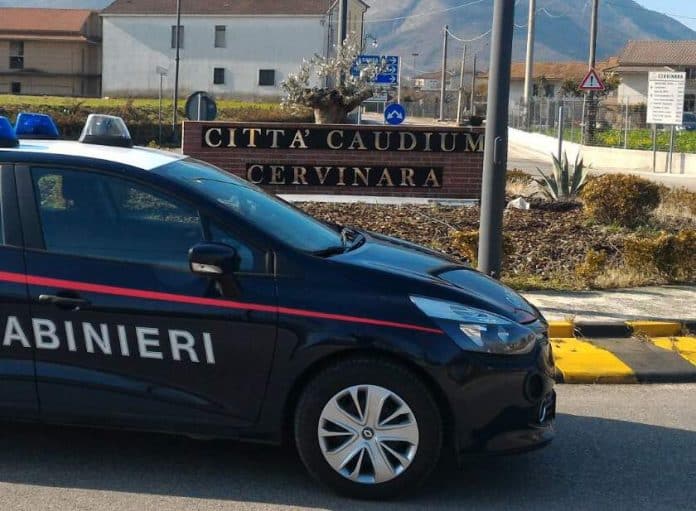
<box><xmin>1</xmin><ymin>384</ymin><xmax>695</xmax><ymax>511</ymax></box>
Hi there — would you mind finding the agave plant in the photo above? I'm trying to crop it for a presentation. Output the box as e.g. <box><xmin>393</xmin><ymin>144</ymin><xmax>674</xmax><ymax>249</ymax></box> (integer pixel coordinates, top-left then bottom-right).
<box><xmin>535</xmin><ymin>152</ymin><xmax>588</xmax><ymax>201</ymax></box>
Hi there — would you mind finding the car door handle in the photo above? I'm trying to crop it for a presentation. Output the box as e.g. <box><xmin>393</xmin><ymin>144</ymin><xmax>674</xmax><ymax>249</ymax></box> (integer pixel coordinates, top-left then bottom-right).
<box><xmin>39</xmin><ymin>294</ymin><xmax>91</xmax><ymax>310</ymax></box>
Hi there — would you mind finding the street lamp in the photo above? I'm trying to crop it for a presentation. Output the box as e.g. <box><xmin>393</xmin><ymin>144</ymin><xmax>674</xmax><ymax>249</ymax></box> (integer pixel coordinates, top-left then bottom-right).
<box><xmin>156</xmin><ymin>65</ymin><xmax>168</xmax><ymax>146</ymax></box>
<box><xmin>411</xmin><ymin>52</ymin><xmax>419</xmax><ymax>85</ymax></box>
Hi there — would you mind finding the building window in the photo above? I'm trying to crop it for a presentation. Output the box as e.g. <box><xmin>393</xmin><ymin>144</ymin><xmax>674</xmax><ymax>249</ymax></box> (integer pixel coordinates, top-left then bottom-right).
<box><xmin>258</xmin><ymin>69</ymin><xmax>276</xmax><ymax>86</ymax></box>
<box><xmin>214</xmin><ymin>25</ymin><xmax>226</xmax><ymax>48</ymax></box>
<box><xmin>11</xmin><ymin>82</ymin><xmax>21</xmax><ymax>94</ymax></box>
<box><xmin>213</xmin><ymin>67</ymin><xmax>225</xmax><ymax>85</ymax></box>
<box><xmin>171</xmin><ymin>25</ymin><xmax>184</xmax><ymax>49</ymax></box>
<box><xmin>686</xmin><ymin>68</ymin><xmax>696</xmax><ymax>80</ymax></box>
<box><xmin>9</xmin><ymin>41</ymin><xmax>24</xmax><ymax>69</ymax></box>
<box><xmin>685</xmin><ymin>94</ymin><xmax>695</xmax><ymax>112</ymax></box>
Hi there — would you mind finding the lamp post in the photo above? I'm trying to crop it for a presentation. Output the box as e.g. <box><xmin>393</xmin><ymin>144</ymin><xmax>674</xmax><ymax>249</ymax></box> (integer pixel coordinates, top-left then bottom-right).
<box><xmin>171</xmin><ymin>0</ymin><xmax>182</xmax><ymax>144</ymax></box>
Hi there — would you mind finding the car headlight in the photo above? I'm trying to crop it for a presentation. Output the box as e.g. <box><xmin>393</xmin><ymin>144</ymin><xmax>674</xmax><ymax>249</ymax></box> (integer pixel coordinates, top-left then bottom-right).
<box><xmin>410</xmin><ymin>296</ymin><xmax>537</xmax><ymax>355</ymax></box>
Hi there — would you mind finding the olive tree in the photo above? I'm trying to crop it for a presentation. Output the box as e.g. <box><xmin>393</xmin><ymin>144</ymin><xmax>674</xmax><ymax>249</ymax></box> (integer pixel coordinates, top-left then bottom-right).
<box><xmin>281</xmin><ymin>35</ymin><xmax>379</xmax><ymax>124</ymax></box>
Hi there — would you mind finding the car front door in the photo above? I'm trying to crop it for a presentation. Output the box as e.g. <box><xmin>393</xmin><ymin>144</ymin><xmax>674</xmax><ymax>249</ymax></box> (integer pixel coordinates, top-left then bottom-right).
<box><xmin>0</xmin><ymin>164</ymin><xmax>37</xmax><ymax>419</ymax></box>
<box><xmin>16</xmin><ymin>164</ymin><xmax>277</xmax><ymax>433</ymax></box>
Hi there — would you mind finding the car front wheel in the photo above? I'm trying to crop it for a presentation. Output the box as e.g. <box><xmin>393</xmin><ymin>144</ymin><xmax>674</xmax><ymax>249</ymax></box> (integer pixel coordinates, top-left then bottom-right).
<box><xmin>294</xmin><ymin>358</ymin><xmax>443</xmax><ymax>499</ymax></box>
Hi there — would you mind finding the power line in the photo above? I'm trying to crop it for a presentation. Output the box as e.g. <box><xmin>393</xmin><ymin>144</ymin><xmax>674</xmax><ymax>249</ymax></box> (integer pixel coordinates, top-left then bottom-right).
<box><xmin>364</xmin><ymin>0</ymin><xmax>488</xmax><ymax>24</ymax></box>
<box><xmin>445</xmin><ymin>27</ymin><xmax>492</xmax><ymax>43</ymax></box>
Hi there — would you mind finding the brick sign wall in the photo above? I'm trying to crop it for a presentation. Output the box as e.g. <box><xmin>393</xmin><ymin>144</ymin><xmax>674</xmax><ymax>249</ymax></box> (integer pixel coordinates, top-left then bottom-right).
<box><xmin>182</xmin><ymin>122</ymin><xmax>485</xmax><ymax>199</ymax></box>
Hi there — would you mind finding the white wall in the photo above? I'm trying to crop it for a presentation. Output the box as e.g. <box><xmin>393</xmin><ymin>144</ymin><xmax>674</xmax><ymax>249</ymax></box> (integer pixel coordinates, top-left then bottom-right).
<box><xmin>102</xmin><ymin>15</ymin><xmax>327</xmax><ymax>97</ymax></box>
<box><xmin>618</xmin><ymin>73</ymin><xmax>648</xmax><ymax>104</ymax></box>
<box><xmin>509</xmin><ymin>127</ymin><xmax>696</xmax><ymax>175</ymax></box>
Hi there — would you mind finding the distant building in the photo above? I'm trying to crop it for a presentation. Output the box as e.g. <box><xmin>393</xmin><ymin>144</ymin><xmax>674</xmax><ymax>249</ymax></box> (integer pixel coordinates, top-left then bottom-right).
<box><xmin>611</xmin><ymin>40</ymin><xmax>696</xmax><ymax>111</ymax></box>
<box><xmin>413</xmin><ymin>71</ymin><xmax>453</xmax><ymax>92</ymax></box>
<box><xmin>101</xmin><ymin>0</ymin><xmax>368</xmax><ymax>98</ymax></box>
<box><xmin>0</xmin><ymin>8</ymin><xmax>101</xmax><ymax>97</ymax></box>
<box><xmin>506</xmin><ymin>59</ymin><xmax>617</xmax><ymax>106</ymax></box>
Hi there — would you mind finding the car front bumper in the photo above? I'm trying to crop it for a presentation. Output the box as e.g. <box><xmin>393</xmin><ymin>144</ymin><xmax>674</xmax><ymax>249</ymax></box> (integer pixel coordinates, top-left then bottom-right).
<box><xmin>435</xmin><ymin>338</ymin><xmax>556</xmax><ymax>459</ymax></box>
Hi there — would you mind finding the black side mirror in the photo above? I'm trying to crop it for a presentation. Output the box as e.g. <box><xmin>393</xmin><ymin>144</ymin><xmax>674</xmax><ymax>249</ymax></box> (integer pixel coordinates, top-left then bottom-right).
<box><xmin>189</xmin><ymin>242</ymin><xmax>240</xmax><ymax>276</ymax></box>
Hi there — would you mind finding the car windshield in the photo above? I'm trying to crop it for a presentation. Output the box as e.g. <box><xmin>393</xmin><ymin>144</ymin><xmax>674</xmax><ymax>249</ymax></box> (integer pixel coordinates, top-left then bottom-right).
<box><xmin>154</xmin><ymin>158</ymin><xmax>343</xmax><ymax>253</ymax></box>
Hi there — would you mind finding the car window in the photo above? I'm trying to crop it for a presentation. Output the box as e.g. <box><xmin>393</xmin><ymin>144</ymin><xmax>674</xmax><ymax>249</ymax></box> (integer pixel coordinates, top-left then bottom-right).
<box><xmin>208</xmin><ymin>221</ymin><xmax>265</xmax><ymax>273</ymax></box>
<box><xmin>32</xmin><ymin>167</ymin><xmax>203</xmax><ymax>270</ymax></box>
<box><xmin>153</xmin><ymin>159</ymin><xmax>343</xmax><ymax>253</ymax></box>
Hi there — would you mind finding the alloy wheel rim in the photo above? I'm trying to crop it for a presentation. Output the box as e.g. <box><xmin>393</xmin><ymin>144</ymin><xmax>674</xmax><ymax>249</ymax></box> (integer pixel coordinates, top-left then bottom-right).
<box><xmin>317</xmin><ymin>384</ymin><xmax>419</xmax><ymax>484</ymax></box>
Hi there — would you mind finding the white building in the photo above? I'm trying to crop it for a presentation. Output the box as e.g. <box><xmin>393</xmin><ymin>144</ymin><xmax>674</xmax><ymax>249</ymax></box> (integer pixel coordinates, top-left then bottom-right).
<box><xmin>612</xmin><ymin>40</ymin><xmax>696</xmax><ymax>111</ymax></box>
<box><xmin>101</xmin><ymin>0</ymin><xmax>368</xmax><ymax>98</ymax></box>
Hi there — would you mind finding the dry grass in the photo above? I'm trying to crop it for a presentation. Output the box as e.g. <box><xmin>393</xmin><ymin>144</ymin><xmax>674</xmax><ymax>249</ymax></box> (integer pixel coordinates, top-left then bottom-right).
<box><xmin>654</xmin><ymin>187</ymin><xmax>696</xmax><ymax>225</ymax></box>
<box><xmin>593</xmin><ymin>266</ymin><xmax>662</xmax><ymax>289</ymax></box>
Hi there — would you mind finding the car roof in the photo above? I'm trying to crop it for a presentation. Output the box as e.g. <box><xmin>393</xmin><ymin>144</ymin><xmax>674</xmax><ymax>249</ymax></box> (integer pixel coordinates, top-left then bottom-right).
<box><xmin>0</xmin><ymin>139</ymin><xmax>185</xmax><ymax>171</ymax></box>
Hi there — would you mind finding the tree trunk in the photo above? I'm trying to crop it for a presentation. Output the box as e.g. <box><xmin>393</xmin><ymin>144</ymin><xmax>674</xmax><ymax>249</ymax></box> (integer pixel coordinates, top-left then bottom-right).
<box><xmin>313</xmin><ymin>102</ymin><xmax>348</xmax><ymax>124</ymax></box>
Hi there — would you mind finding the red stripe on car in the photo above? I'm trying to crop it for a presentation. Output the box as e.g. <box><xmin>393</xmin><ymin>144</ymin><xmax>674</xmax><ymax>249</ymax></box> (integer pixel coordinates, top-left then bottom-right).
<box><xmin>0</xmin><ymin>271</ymin><xmax>443</xmax><ymax>335</ymax></box>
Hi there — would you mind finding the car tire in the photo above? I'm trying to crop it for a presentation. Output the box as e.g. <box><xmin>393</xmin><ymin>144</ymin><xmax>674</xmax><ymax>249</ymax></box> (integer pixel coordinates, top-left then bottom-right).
<box><xmin>294</xmin><ymin>357</ymin><xmax>443</xmax><ymax>499</ymax></box>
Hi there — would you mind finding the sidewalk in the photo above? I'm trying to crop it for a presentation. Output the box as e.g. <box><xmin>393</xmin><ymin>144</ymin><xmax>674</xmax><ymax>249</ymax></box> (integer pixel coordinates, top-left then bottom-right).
<box><xmin>523</xmin><ymin>285</ymin><xmax>696</xmax><ymax>323</ymax></box>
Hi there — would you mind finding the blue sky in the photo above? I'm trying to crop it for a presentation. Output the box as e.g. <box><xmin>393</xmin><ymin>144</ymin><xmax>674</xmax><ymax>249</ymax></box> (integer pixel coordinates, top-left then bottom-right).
<box><xmin>636</xmin><ymin>0</ymin><xmax>696</xmax><ymax>31</ymax></box>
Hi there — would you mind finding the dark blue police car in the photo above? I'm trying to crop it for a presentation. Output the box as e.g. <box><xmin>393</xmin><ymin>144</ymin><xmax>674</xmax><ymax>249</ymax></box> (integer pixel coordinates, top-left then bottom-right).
<box><xmin>0</xmin><ymin>113</ymin><xmax>555</xmax><ymax>499</ymax></box>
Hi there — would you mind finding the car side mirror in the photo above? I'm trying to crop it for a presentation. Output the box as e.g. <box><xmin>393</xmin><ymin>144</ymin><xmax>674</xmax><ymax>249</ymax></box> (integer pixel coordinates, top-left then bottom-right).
<box><xmin>189</xmin><ymin>242</ymin><xmax>240</xmax><ymax>276</ymax></box>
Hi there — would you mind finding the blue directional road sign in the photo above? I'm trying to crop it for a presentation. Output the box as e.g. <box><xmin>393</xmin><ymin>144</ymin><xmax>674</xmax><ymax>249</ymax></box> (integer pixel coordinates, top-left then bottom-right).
<box><xmin>351</xmin><ymin>55</ymin><xmax>399</xmax><ymax>85</ymax></box>
<box><xmin>384</xmin><ymin>103</ymin><xmax>406</xmax><ymax>125</ymax></box>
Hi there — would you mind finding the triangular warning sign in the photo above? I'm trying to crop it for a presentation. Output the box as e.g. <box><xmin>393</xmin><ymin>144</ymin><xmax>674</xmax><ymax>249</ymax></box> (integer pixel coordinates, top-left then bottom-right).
<box><xmin>579</xmin><ymin>68</ymin><xmax>606</xmax><ymax>91</ymax></box>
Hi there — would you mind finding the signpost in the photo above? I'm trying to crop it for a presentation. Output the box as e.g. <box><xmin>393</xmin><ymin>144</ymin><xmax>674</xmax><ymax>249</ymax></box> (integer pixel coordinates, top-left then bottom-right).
<box><xmin>578</xmin><ymin>68</ymin><xmax>605</xmax><ymax>92</ymax></box>
<box><xmin>351</xmin><ymin>55</ymin><xmax>400</xmax><ymax>85</ymax></box>
<box><xmin>647</xmin><ymin>71</ymin><xmax>685</xmax><ymax>172</ymax></box>
<box><xmin>185</xmin><ymin>91</ymin><xmax>217</xmax><ymax>122</ymax></box>
<box><xmin>384</xmin><ymin>103</ymin><xmax>406</xmax><ymax>125</ymax></box>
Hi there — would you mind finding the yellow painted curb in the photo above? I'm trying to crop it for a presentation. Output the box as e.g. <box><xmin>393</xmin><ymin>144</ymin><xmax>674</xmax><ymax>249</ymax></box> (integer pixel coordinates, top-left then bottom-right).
<box><xmin>548</xmin><ymin>321</ymin><xmax>574</xmax><ymax>339</ymax></box>
<box><xmin>550</xmin><ymin>338</ymin><xmax>637</xmax><ymax>384</ymax></box>
<box><xmin>627</xmin><ymin>321</ymin><xmax>682</xmax><ymax>338</ymax></box>
<box><xmin>650</xmin><ymin>337</ymin><xmax>696</xmax><ymax>367</ymax></box>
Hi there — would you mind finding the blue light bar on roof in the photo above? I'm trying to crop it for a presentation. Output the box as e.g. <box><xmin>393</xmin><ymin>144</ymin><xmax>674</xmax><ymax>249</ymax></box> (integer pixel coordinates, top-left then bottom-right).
<box><xmin>14</xmin><ymin>112</ymin><xmax>60</xmax><ymax>139</ymax></box>
<box><xmin>0</xmin><ymin>116</ymin><xmax>19</xmax><ymax>148</ymax></box>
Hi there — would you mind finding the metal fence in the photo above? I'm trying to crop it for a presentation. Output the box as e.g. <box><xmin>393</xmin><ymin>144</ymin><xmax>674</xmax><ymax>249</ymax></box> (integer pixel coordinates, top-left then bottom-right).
<box><xmin>508</xmin><ymin>96</ymin><xmax>687</xmax><ymax>152</ymax></box>
<box><xmin>363</xmin><ymin>92</ymin><xmax>487</xmax><ymax>123</ymax></box>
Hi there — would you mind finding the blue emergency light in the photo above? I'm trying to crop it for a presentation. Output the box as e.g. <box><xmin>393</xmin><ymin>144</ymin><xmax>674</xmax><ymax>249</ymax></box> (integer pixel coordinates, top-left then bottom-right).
<box><xmin>14</xmin><ymin>112</ymin><xmax>60</xmax><ymax>139</ymax></box>
<box><xmin>0</xmin><ymin>116</ymin><xmax>19</xmax><ymax>148</ymax></box>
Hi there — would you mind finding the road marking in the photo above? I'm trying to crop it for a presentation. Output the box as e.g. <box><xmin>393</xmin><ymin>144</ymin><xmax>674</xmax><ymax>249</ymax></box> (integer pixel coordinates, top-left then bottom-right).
<box><xmin>650</xmin><ymin>337</ymin><xmax>696</xmax><ymax>367</ymax></box>
<box><xmin>550</xmin><ymin>338</ymin><xmax>637</xmax><ymax>383</ymax></box>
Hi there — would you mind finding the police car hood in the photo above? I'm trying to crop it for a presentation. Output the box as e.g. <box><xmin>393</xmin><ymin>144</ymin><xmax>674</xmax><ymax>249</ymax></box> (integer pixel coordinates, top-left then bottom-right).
<box><xmin>335</xmin><ymin>231</ymin><xmax>541</xmax><ymax>323</ymax></box>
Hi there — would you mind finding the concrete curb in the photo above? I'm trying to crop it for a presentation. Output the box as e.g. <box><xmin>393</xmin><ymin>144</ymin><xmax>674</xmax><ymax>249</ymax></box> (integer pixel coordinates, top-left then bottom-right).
<box><xmin>548</xmin><ymin>320</ymin><xmax>695</xmax><ymax>339</ymax></box>
<box><xmin>547</xmin><ymin>321</ymin><xmax>696</xmax><ymax>384</ymax></box>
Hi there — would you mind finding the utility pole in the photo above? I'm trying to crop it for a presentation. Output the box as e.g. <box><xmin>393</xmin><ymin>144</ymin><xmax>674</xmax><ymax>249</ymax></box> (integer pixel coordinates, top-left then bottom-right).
<box><xmin>338</xmin><ymin>0</ymin><xmax>348</xmax><ymax>45</ymax></box>
<box><xmin>478</xmin><ymin>0</ymin><xmax>515</xmax><ymax>278</ymax></box>
<box><xmin>522</xmin><ymin>0</ymin><xmax>536</xmax><ymax>129</ymax></box>
<box><xmin>411</xmin><ymin>52</ymin><xmax>419</xmax><ymax>85</ymax></box>
<box><xmin>172</xmin><ymin>0</ymin><xmax>181</xmax><ymax>143</ymax></box>
<box><xmin>439</xmin><ymin>25</ymin><xmax>449</xmax><ymax>121</ymax></box>
<box><xmin>584</xmin><ymin>0</ymin><xmax>599</xmax><ymax>144</ymax></box>
<box><xmin>470</xmin><ymin>54</ymin><xmax>477</xmax><ymax>116</ymax></box>
<box><xmin>456</xmin><ymin>44</ymin><xmax>467</xmax><ymax>125</ymax></box>
<box><xmin>337</xmin><ymin>0</ymin><xmax>348</xmax><ymax>85</ymax></box>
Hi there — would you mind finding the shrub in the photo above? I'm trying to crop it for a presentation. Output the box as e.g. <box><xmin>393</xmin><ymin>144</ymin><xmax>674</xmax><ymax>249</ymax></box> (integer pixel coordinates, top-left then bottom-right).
<box><xmin>623</xmin><ymin>229</ymin><xmax>696</xmax><ymax>281</ymax></box>
<box><xmin>581</xmin><ymin>174</ymin><xmax>661</xmax><ymax>227</ymax></box>
<box><xmin>450</xmin><ymin>230</ymin><xmax>514</xmax><ymax>266</ymax></box>
<box><xmin>574</xmin><ymin>248</ymin><xmax>608</xmax><ymax>286</ymax></box>
<box><xmin>658</xmin><ymin>187</ymin><xmax>696</xmax><ymax>217</ymax></box>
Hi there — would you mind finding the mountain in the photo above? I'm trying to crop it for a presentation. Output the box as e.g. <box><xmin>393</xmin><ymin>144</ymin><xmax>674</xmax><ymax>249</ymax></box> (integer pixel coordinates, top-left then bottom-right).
<box><xmin>365</xmin><ymin>0</ymin><xmax>696</xmax><ymax>73</ymax></box>
<box><xmin>0</xmin><ymin>0</ymin><xmax>114</xmax><ymax>8</ymax></box>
